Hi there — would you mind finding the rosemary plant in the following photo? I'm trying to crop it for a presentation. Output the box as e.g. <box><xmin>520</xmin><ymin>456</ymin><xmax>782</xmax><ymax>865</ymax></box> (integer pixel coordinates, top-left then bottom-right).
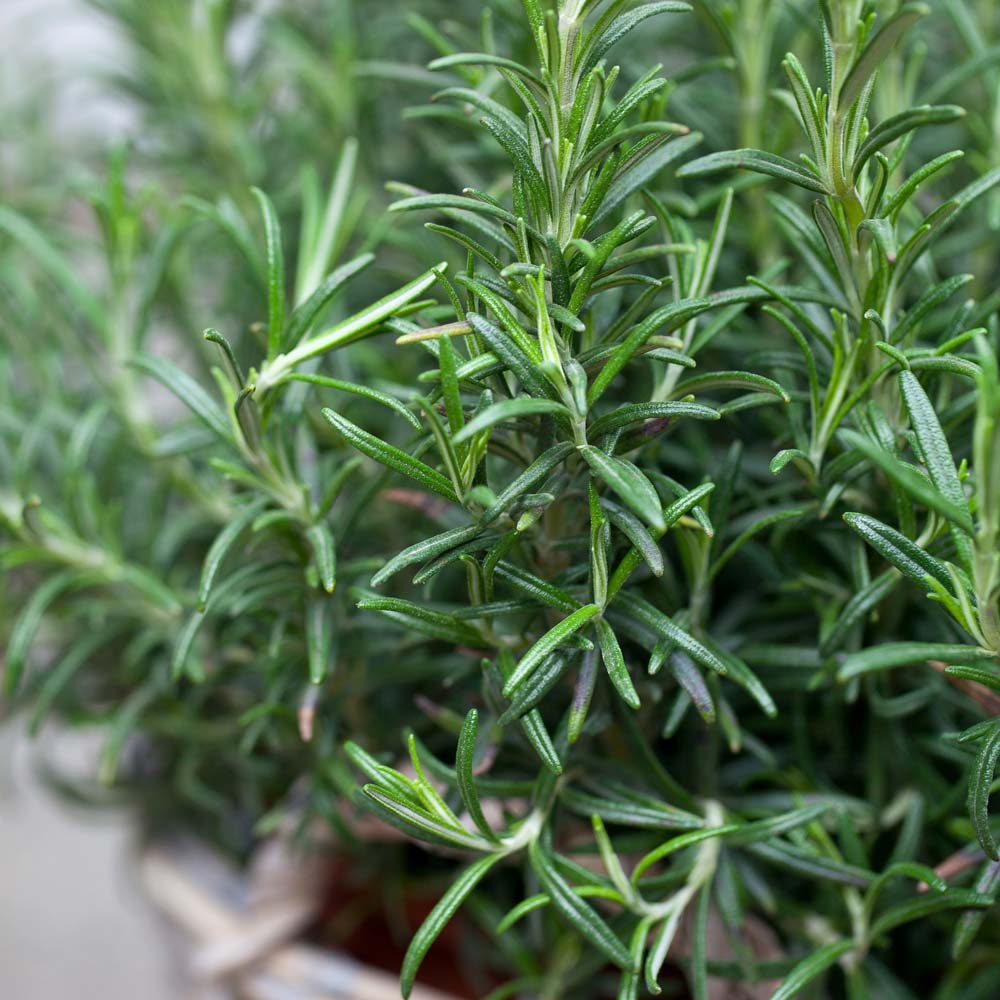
<box><xmin>5</xmin><ymin>1</ymin><xmax>1000</xmax><ymax>998</ymax></box>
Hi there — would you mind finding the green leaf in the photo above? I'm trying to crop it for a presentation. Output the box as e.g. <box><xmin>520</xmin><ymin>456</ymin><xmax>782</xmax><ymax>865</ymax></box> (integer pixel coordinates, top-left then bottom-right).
<box><xmin>306</xmin><ymin>522</ymin><xmax>337</xmax><ymax>593</ymax></box>
<box><xmin>593</xmin><ymin>133</ymin><xmax>704</xmax><ymax>225</ymax></box>
<box><xmin>588</xmin><ymin>401</ymin><xmax>719</xmax><ymax>438</ymax></box>
<box><xmin>296</xmin><ymin>139</ymin><xmax>358</xmax><ymax>304</ymax></box>
<box><xmin>198</xmin><ymin>499</ymin><xmax>269</xmax><ymax>610</ymax></box>
<box><xmin>659</xmin><ymin>482</ymin><xmax>716</xmax><ymax>533</ymax></box>
<box><xmin>494</xmin><ymin>562</ymin><xmax>581</xmax><ymax>613</ymax></box>
<box><xmin>677</xmin><ymin>149</ymin><xmax>829</xmax><ymax>194</ymax></box>
<box><xmin>602</xmin><ymin>500</ymin><xmax>664</xmax><ymax>577</ymax></box>
<box><xmin>580</xmin><ymin>3</ymin><xmax>692</xmax><ymax>74</ymax></box>
<box><xmin>437</xmin><ymin>334</ymin><xmax>464</xmax><ymax>439</ymax></box>
<box><xmin>969</xmin><ymin>723</ymin><xmax>1000</xmax><ymax>860</ymax></box>
<box><xmin>401</xmin><ymin>852</ymin><xmax>503</xmax><ymax>998</ymax></box>
<box><xmin>863</xmin><ymin>862</ymin><xmax>948</xmax><ymax>925</ymax></box>
<box><xmin>283</xmin><ymin>254</ymin><xmax>375</xmax><ymax>351</ymax></box>
<box><xmin>130</xmin><ymin>354</ymin><xmax>235</xmax><ymax>444</ymax></box>
<box><xmin>356</xmin><ymin>595</ymin><xmax>483</xmax><ymax>646</ymax></box>
<box><xmin>467</xmin><ymin>313</ymin><xmax>554</xmax><ymax>399</ymax></box>
<box><xmin>496</xmin><ymin>886</ymin><xmax>625</xmax><ymax>935</ymax></box>
<box><xmin>838</xmin><ymin>642</ymin><xmax>994</xmax><ymax>682</ymax></box>
<box><xmin>944</xmin><ymin>665</ymin><xmax>1000</xmax><ymax>693</ymax></box>
<box><xmin>673</xmin><ymin>371</ymin><xmax>789</xmax><ymax>402</ymax></box>
<box><xmin>587</xmin><ymin>298</ymin><xmax>711</xmax><ymax>405</ymax></box>
<box><xmin>590</xmin><ymin>480</ymin><xmax>610</xmax><ymax>609</ymax></box>
<box><xmin>4</xmin><ymin>570</ymin><xmax>87</xmax><ymax>696</ymax></box>
<box><xmin>288</xmin><ymin>373</ymin><xmax>420</xmax><ymax>430</ymax></box>
<box><xmin>581</xmin><ymin>446</ymin><xmax>665</xmax><ymax>531</ymax></box>
<box><xmin>883</xmin><ymin>150</ymin><xmax>965</xmax><ymax>219</ymax></box>
<box><xmin>702</xmin><ymin>639</ymin><xmax>778</xmax><ymax>718</ymax></box>
<box><xmin>839</xmin><ymin>3</ymin><xmax>929</xmax><ymax>110</ymax></box>
<box><xmin>562</xmin><ymin>785</ymin><xmax>703</xmax><ymax>830</ymax></box>
<box><xmin>748</xmin><ymin>840</ymin><xmax>874</xmax><ymax>887</ymax></box>
<box><xmin>528</xmin><ymin>842</ymin><xmax>635</xmax><ymax>971</ymax></box>
<box><xmin>869</xmin><ymin>889</ymin><xmax>993</xmax><ymax>940</ymax></box>
<box><xmin>953</xmin><ymin>860</ymin><xmax>1000</xmax><ymax>959</ymax></box>
<box><xmin>591</xmin><ymin>814</ymin><xmax>632</xmax><ymax>902</ymax></box>
<box><xmin>619</xmin><ymin>916</ymin><xmax>655</xmax><ymax>1000</ymax></box>
<box><xmin>372</xmin><ymin>524</ymin><xmax>483</xmax><ymax>587</ymax></box>
<box><xmin>853</xmin><ymin>105</ymin><xmax>964</xmax><ymax>180</ymax></box>
<box><xmin>770</xmin><ymin>449</ymin><xmax>809</xmax><ymax>475</ymax></box>
<box><xmin>172</xmin><ymin>611</ymin><xmax>207</xmax><ymax>681</ymax></box>
<box><xmin>480</xmin><ymin>443</ymin><xmax>574</xmax><ymax>524</ymax></box>
<box><xmin>418</xmin><ymin>398</ymin><xmax>464</xmax><ymax>499</ymax></box>
<box><xmin>460</xmin><ymin>104</ymin><xmax>548</xmax><ymax>210</ymax></box>
<box><xmin>264</xmin><ymin>265</ymin><xmax>443</xmax><ymax>388</ymax></box>
<box><xmin>503</xmin><ymin>605</ymin><xmax>601</xmax><ymax>695</ymax></box>
<box><xmin>725</xmin><ymin>804</ymin><xmax>832</xmax><ymax>846</ymax></box>
<box><xmin>842</xmin><ymin>512</ymin><xmax>951</xmax><ymax>590</ymax></box>
<box><xmin>690</xmin><ymin>882</ymin><xmax>711</xmax><ymax>1000</ymax></box>
<box><xmin>453</xmin><ymin>398</ymin><xmax>571</xmax><ymax>445</ymax></box>
<box><xmin>768</xmin><ymin>939</ymin><xmax>854</xmax><ymax>1000</ymax></box>
<box><xmin>498</xmin><ymin>652</ymin><xmax>571</xmax><ymax>724</ymax></box>
<box><xmin>428</xmin><ymin>52</ymin><xmax>543</xmax><ymax>84</ymax></box>
<box><xmin>569</xmin><ymin>650</ymin><xmax>600</xmax><ymax>743</ymax></box>
<box><xmin>251</xmin><ymin>187</ymin><xmax>286</xmax><ymax>360</ymax></box>
<box><xmin>204</xmin><ymin>329</ymin><xmax>244</xmax><ymax>388</ymax></box>
<box><xmin>898</xmin><ymin>370</ymin><xmax>973</xmax><ymax>564</ymax></box>
<box><xmin>820</xmin><ymin>570</ymin><xmax>898</xmax><ymax>657</ymax></box>
<box><xmin>520</xmin><ymin>708</ymin><xmax>564</xmax><ymax>775</ymax></box>
<box><xmin>305</xmin><ymin>594</ymin><xmax>333</xmax><ymax>684</ymax></box>
<box><xmin>456</xmin><ymin>709</ymin><xmax>498</xmax><ymax>841</ymax></box>
<box><xmin>425</xmin><ymin>222</ymin><xmax>503</xmax><ymax>271</ymax></box>
<box><xmin>345</xmin><ymin>742</ymin><xmax>421</xmax><ymax>804</ymax></box>
<box><xmin>611</xmin><ymin>593</ymin><xmax>728</xmax><ymax>678</ymax></box>
<box><xmin>362</xmin><ymin>785</ymin><xmax>489</xmax><ymax>851</ymax></box>
<box><xmin>0</xmin><ymin>206</ymin><xmax>103</xmax><ymax>329</ymax></box>
<box><xmin>663</xmin><ymin>650</ymin><xmax>715</xmax><ymax>721</ymax></box>
<box><xmin>322</xmin><ymin>408</ymin><xmax>459</xmax><ymax>503</ymax></box>
<box><xmin>840</xmin><ymin>430</ymin><xmax>974</xmax><ymax>536</ymax></box>
<box><xmin>596</xmin><ymin>619</ymin><xmax>641</xmax><ymax>709</ymax></box>
<box><xmin>632</xmin><ymin>826</ymin><xmax>740</xmax><ymax>884</ymax></box>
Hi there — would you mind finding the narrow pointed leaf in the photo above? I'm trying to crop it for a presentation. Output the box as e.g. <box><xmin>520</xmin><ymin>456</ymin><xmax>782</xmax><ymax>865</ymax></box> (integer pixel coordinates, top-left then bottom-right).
<box><xmin>251</xmin><ymin>187</ymin><xmax>286</xmax><ymax>360</ymax></box>
<box><xmin>400</xmin><ymin>855</ymin><xmax>502</xmax><ymax>1000</ymax></box>
<box><xmin>306</xmin><ymin>522</ymin><xmax>337</xmax><ymax>593</ymax></box>
<box><xmin>768</xmin><ymin>940</ymin><xmax>854</xmax><ymax>1000</ymax></box>
<box><xmin>503</xmin><ymin>605</ymin><xmax>601</xmax><ymax>695</ymax></box>
<box><xmin>528</xmin><ymin>843</ymin><xmax>634</xmax><ymax>971</ymax></box>
<box><xmin>581</xmin><ymin>446</ymin><xmax>665</xmax><ymax>531</ymax></box>
<box><xmin>198</xmin><ymin>499</ymin><xmax>269</xmax><ymax>610</ymax></box>
<box><xmin>456</xmin><ymin>710</ymin><xmax>498</xmax><ymax>841</ymax></box>
<box><xmin>453</xmin><ymin>398</ymin><xmax>571</xmax><ymax>445</ymax></box>
<box><xmin>838</xmin><ymin>642</ymin><xmax>993</xmax><ymax>682</ymax></box>
<box><xmin>130</xmin><ymin>354</ymin><xmax>235</xmax><ymax>444</ymax></box>
<box><xmin>322</xmin><ymin>408</ymin><xmax>459</xmax><ymax>502</ymax></box>
<box><xmin>677</xmin><ymin>149</ymin><xmax>829</xmax><ymax>194</ymax></box>
<box><xmin>969</xmin><ymin>723</ymin><xmax>1000</xmax><ymax>860</ymax></box>
<box><xmin>597</xmin><ymin>619</ymin><xmax>641</xmax><ymax>709</ymax></box>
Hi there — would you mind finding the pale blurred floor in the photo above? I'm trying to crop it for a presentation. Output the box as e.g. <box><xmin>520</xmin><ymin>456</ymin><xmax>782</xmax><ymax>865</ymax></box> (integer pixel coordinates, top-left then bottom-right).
<box><xmin>0</xmin><ymin>724</ymin><xmax>178</xmax><ymax>1000</ymax></box>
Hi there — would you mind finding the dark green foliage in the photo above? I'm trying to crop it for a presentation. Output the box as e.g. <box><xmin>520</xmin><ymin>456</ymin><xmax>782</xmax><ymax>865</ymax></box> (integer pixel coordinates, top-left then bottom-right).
<box><xmin>5</xmin><ymin>1</ymin><xmax>1000</xmax><ymax>998</ymax></box>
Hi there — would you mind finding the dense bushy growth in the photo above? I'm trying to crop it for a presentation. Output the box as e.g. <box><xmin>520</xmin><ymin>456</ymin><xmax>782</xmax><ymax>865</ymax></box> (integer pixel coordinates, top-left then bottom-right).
<box><xmin>4</xmin><ymin>1</ymin><xmax>1000</xmax><ymax>997</ymax></box>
